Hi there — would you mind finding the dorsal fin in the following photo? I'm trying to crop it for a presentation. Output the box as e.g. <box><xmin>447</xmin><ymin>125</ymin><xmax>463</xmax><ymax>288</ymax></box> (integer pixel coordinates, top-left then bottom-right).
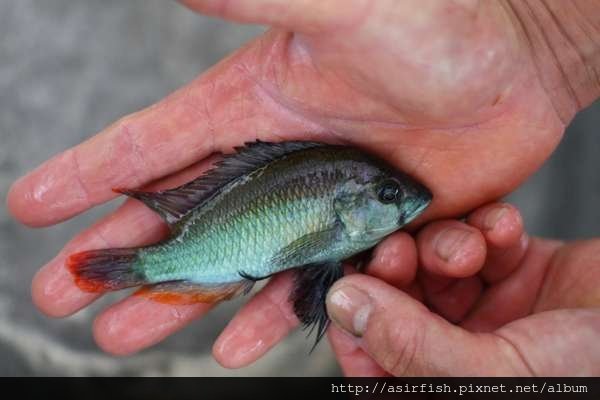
<box><xmin>115</xmin><ymin>140</ymin><xmax>325</xmax><ymax>226</ymax></box>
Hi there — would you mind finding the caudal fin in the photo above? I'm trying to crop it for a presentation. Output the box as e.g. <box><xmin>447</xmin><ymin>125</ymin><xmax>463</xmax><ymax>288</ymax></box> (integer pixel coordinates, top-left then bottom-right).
<box><xmin>66</xmin><ymin>248</ymin><xmax>145</xmax><ymax>292</ymax></box>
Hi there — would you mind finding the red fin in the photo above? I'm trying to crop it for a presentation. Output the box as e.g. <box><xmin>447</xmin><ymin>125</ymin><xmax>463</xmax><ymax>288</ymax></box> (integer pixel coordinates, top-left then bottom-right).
<box><xmin>66</xmin><ymin>248</ymin><xmax>143</xmax><ymax>293</ymax></box>
<box><xmin>67</xmin><ymin>252</ymin><xmax>106</xmax><ymax>292</ymax></box>
<box><xmin>134</xmin><ymin>281</ymin><xmax>253</xmax><ymax>305</ymax></box>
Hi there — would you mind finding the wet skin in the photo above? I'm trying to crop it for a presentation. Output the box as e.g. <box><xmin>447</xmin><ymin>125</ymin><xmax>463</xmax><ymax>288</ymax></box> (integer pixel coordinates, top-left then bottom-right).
<box><xmin>7</xmin><ymin>0</ymin><xmax>600</xmax><ymax>373</ymax></box>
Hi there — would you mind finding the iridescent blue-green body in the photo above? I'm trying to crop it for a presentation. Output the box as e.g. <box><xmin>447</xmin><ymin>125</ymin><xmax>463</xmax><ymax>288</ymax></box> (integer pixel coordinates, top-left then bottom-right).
<box><xmin>68</xmin><ymin>141</ymin><xmax>432</xmax><ymax>348</ymax></box>
<box><xmin>139</xmin><ymin>152</ymin><xmax>338</xmax><ymax>284</ymax></box>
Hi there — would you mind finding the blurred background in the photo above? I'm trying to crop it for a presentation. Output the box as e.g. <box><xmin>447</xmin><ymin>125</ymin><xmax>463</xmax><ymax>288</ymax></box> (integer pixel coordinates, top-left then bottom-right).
<box><xmin>0</xmin><ymin>0</ymin><xmax>598</xmax><ymax>376</ymax></box>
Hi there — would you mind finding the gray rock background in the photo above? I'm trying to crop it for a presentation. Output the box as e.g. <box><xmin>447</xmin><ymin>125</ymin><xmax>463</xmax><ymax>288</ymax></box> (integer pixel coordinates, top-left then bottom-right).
<box><xmin>0</xmin><ymin>0</ymin><xmax>598</xmax><ymax>376</ymax></box>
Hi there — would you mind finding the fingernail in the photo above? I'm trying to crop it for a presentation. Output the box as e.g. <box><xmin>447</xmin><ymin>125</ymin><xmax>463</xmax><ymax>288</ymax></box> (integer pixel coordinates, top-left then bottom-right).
<box><xmin>484</xmin><ymin>207</ymin><xmax>507</xmax><ymax>230</ymax></box>
<box><xmin>434</xmin><ymin>228</ymin><xmax>473</xmax><ymax>261</ymax></box>
<box><xmin>327</xmin><ymin>285</ymin><xmax>372</xmax><ymax>337</ymax></box>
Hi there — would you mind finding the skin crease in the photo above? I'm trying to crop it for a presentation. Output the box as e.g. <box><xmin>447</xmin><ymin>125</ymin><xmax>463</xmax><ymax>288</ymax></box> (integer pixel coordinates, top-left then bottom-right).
<box><xmin>5</xmin><ymin>0</ymin><xmax>600</xmax><ymax>374</ymax></box>
<box><xmin>328</xmin><ymin>207</ymin><xmax>600</xmax><ymax>376</ymax></box>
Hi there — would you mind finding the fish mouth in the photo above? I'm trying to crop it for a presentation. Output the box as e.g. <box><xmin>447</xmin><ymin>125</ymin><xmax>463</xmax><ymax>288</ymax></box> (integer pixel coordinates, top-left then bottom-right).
<box><xmin>398</xmin><ymin>189</ymin><xmax>433</xmax><ymax>226</ymax></box>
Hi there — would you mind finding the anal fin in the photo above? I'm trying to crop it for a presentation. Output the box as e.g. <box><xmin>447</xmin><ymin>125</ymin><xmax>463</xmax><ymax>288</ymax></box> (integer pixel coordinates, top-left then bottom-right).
<box><xmin>290</xmin><ymin>262</ymin><xmax>344</xmax><ymax>351</ymax></box>
<box><xmin>135</xmin><ymin>280</ymin><xmax>254</xmax><ymax>305</ymax></box>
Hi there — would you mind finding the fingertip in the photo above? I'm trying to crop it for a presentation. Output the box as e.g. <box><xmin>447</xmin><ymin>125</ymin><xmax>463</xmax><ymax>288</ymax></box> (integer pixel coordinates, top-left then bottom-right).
<box><xmin>365</xmin><ymin>232</ymin><xmax>417</xmax><ymax>288</ymax></box>
<box><xmin>6</xmin><ymin>150</ymin><xmax>92</xmax><ymax>227</ymax></box>
<box><xmin>212</xmin><ymin>332</ymin><xmax>269</xmax><ymax>369</ymax></box>
<box><xmin>327</xmin><ymin>274</ymin><xmax>496</xmax><ymax>376</ymax></box>
<box><xmin>417</xmin><ymin>221</ymin><xmax>487</xmax><ymax>278</ymax></box>
<box><xmin>31</xmin><ymin>268</ymin><xmax>65</xmax><ymax>318</ymax></box>
<box><xmin>467</xmin><ymin>203</ymin><xmax>524</xmax><ymax>248</ymax></box>
<box><xmin>327</xmin><ymin>274</ymin><xmax>416</xmax><ymax>341</ymax></box>
<box><xmin>31</xmin><ymin>257</ymin><xmax>100</xmax><ymax>318</ymax></box>
<box><xmin>212</xmin><ymin>320</ymin><xmax>264</xmax><ymax>369</ymax></box>
<box><xmin>6</xmin><ymin>176</ymin><xmax>42</xmax><ymax>227</ymax></box>
<box><xmin>93</xmin><ymin>310</ymin><xmax>133</xmax><ymax>356</ymax></box>
<box><xmin>212</xmin><ymin>341</ymin><xmax>238</xmax><ymax>369</ymax></box>
<box><xmin>328</xmin><ymin>273</ymin><xmax>407</xmax><ymax>306</ymax></box>
<box><xmin>6</xmin><ymin>178</ymin><xmax>20</xmax><ymax>218</ymax></box>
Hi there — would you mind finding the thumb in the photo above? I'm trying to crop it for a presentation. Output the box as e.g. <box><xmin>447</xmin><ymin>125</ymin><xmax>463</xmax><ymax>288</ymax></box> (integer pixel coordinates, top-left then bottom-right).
<box><xmin>326</xmin><ymin>275</ymin><xmax>527</xmax><ymax>376</ymax></box>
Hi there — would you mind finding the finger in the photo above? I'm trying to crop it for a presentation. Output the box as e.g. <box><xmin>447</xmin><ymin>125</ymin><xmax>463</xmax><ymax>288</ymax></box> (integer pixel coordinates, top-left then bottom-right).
<box><xmin>8</xmin><ymin>88</ymin><xmax>213</xmax><ymax>227</ymax></box>
<box><xmin>326</xmin><ymin>274</ymin><xmax>532</xmax><ymax>376</ymax></box>
<box><xmin>328</xmin><ymin>326</ymin><xmax>389</xmax><ymax>377</ymax></box>
<box><xmin>179</xmin><ymin>0</ymin><xmax>370</xmax><ymax>34</ymax></box>
<box><xmin>363</xmin><ymin>232</ymin><xmax>418</xmax><ymax>288</ymax></box>
<box><xmin>416</xmin><ymin>220</ymin><xmax>487</xmax><ymax>278</ymax></box>
<box><xmin>93</xmin><ymin>296</ymin><xmax>212</xmax><ymax>355</ymax></box>
<box><xmin>31</xmin><ymin>159</ymin><xmax>217</xmax><ymax>317</ymax></box>
<box><xmin>213</xmin><ymin>265</ymin><xmax>362</xmax><ymax>368</ymax></box>
<box><xmin>7</xmin><ymin>34</ymin><xmax>325</xmax><ymax>227</ymax></box>
<box><xmin>478</xmin><ymin>233</ymin><xmax>529</xmax><ymax>284</ymax></box>
<box><xmin>31</xmin><ymin>200</ymin><xmax>166</xmax><ymax>317</ymax></box>
<box><xmin>467</xmin><ymin>202</ymin><xmax>523</xmax><ymax>248</ymax></box>
<box><xmin>462</xmin><ymin>238</ymin><xmax>562</xmax><ymax>332</ymax></box>
<box><xmin>466</xmin><ymin>203</ymin><xmax>527</xmax><ymax>283</ymax></box>
<box><xmin>213</xmin><ymin>272</ymin><xmax>298</xmax><ymax>368</ymax></box>
<box><xmin>416</xmin><ymin>204</ymin><xmax>524</xmax><ymax>321</ymax></box>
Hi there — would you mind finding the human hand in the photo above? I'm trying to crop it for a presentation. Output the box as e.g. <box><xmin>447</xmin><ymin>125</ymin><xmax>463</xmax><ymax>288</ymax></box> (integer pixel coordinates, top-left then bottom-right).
<box><xmin>327</xmin><ymin>202</ymin><xmax>600</xmax><ymax>376</ymax></box>
<box><xmin>7</xmin><ymin>0</ymin><xmax>600</xmax><ymax>366</ymax></box>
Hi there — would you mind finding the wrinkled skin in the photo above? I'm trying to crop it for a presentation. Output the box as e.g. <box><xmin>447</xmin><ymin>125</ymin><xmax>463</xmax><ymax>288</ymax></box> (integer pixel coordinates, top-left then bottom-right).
<box><xmin>328</xmin><ymin>203</ymin><xmax>600</xmax><ymax>376</ymax></box>
<box><xmin>6</xmin><ymin>0</ymin><xmax>600</xmax><ymax>375</ymax></box>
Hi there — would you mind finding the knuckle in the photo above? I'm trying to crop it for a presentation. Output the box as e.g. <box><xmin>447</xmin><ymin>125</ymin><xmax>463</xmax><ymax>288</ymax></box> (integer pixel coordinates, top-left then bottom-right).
<box><xmin>112</xmin><ymin>116</ymin><xmax>149</xmax><ymax>187</ymax></box>
<box><xmin>68</xmin><ymin>148</ymin><xmax>93</xmax><ymax>207</ymax></box>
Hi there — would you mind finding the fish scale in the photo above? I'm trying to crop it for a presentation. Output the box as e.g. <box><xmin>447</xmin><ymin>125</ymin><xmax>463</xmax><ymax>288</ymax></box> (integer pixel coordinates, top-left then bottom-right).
<box><xmin>137</xmin><ymin>174</ymin><xmax>336</xmax><ymax>283</ymax></box>
<box><xmin>67</xmin><ymin>141</ymin><xmax>431</xmax><ymax>348</ymax></box>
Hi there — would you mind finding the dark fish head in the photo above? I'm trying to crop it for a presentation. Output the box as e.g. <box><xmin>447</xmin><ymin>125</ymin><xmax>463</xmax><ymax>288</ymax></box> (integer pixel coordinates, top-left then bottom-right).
<box><xmin>334</xmin><ymin>168</ymin><xmax>432</xmax><ymax>244</ymax></box>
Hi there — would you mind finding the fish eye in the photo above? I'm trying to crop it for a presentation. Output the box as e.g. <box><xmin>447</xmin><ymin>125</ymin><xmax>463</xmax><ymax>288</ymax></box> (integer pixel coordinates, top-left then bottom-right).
<box><xmin>377</xmin><ymin>179</ymin><xmax>401</xmax><ymax>204</ymax></box>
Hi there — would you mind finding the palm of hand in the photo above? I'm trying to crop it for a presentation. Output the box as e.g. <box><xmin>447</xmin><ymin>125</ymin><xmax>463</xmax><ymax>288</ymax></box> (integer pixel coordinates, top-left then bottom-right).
<box><xmin>246</xmin><ymin>0</ymin><xmax>565</xmax><ymax>217</ymax></box>
<box><xmin>499</xmin><ymin>240</ymin><xmax>600</xmax><ymax>375</ymax></box>
<box><xmin>7</xmin><ymin>0</ymin><xmax>581</xmax><ymax>371</ymax></box>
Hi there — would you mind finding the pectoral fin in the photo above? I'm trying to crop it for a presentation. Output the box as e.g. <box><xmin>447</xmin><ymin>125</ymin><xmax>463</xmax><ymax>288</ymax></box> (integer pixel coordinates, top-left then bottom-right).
<box><xmin>135</xmin><ymin>280</ymin><xmax>254</xmax><ymax>305</ymax></box>
<box><xmin>290</xmin><ymin>261</ymin><xmax>344</xmax><ymax>351</ymax></box>
<box><xmin>271</xmin><ymin>224</ymin><xmax>341</xmax><ymax>268</ymax></box>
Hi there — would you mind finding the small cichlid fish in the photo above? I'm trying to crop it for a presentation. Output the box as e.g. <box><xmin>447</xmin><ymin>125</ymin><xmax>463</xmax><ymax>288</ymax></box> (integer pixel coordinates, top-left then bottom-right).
<box><xmin>68</xmin><ymin>141</ymin><xmax>432</xmax><ymax>348</ymax></box>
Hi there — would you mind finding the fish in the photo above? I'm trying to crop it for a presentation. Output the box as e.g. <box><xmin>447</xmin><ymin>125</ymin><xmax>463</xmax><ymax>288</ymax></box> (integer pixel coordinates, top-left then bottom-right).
<box><xmin>67</xmin><ymin>140</ymin><xmax>432</xmax><ymax>348</ymax></box>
